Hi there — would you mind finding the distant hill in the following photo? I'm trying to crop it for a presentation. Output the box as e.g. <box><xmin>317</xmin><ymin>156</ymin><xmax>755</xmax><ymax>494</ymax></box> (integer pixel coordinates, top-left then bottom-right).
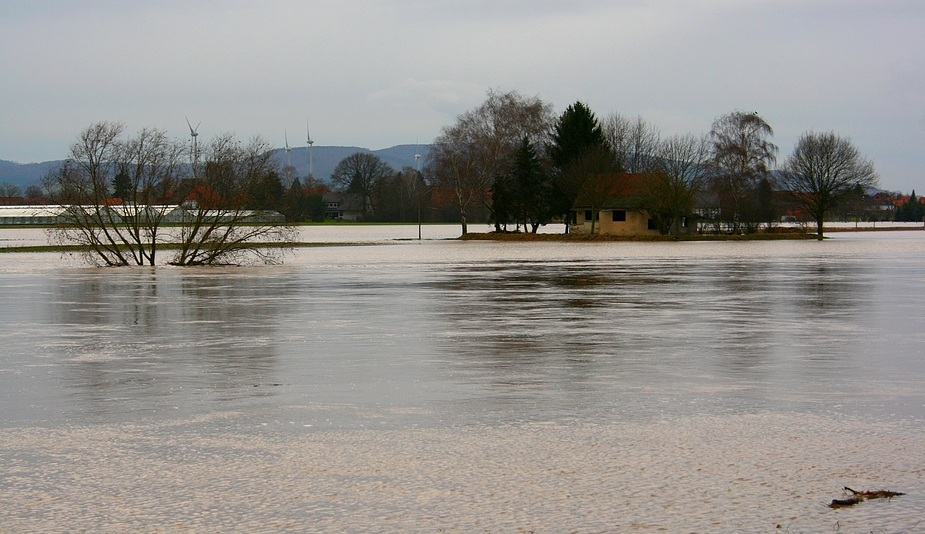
<box><xmin>0</xmin><ymin>160</ymin><xmax>65</xmax><ymax>187</ymax></box>
<box><xmin>0</xmin><ymin>144</ymin><xmax>431</xmax><ymax>188</ymax></box>
<box><xmin>270</xmin><ymin>144</ymin><xmax>430</xmax><ymax>183</ymax></box>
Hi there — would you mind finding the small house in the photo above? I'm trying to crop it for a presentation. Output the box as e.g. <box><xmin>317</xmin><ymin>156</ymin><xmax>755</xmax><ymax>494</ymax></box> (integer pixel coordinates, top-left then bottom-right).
<box><xmin>322</xmin><ymin>193</ymin><xmax>365</xmax><ymax>221</ymax></box>
<box><xmin>570</xmin><ymin>173</ymin><xmax>694</xmax><ymax>235</ymax></box>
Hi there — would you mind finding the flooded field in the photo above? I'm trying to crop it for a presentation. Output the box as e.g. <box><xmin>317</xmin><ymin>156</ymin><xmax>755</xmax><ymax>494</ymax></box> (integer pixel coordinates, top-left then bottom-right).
<box><xmin>1</xmin><ymin>228</ymin><xmax>924</xmax><ymax>531</ymax></box>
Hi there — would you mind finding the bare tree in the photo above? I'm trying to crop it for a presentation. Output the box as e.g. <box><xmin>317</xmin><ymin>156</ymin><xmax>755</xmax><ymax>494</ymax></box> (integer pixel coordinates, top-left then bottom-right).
<box><xmin>603</xmin><ymin>113</ymin><xmax>661</xmax><ymax>173</ymax></box>
<box><xmin>643</xmin><ymin>133</ymin><xmax>712</xmax><ymax>235</ymax></box>
<box><xmin>25</xmin><ymin>185</ymin><xmax>44</xmax><ymax>202</ymax></box>
<box><xmin>45</xmin><ymin>121</ymin><xmax>144</xmax><ymax>266</ymax></box>
<box><xmin>111</xmin><ymin>127</ymin><xmax>186</xmax><ymax>263</ymax></box>
<box><xmin>170</xmin><ymin>133</ymin><xmax>295</xmax><ymax>266</ymax></box>
<box><xmin>781</xmin><ymin>131</ymin><xmax>878</xmax><ymax>240</ymax></box>
<box><xmin>426</xmin><ymin>89</ymin><xmax>554</xmax><ymax>235</ymax></box>
<box><xmin>0</xmin><ymin>183</ymin><xmax>21</xmax><ymax>203</ymax></box>
<box><xmin>45</xmin><ymin>123</ymin><xmax>293</xmax><ymax>266</ymax></box>
<box><xmin>329</xmin><ymin>152</ymin><xmax>395</xmax><ymax>218</ymax></box>
<box><xmin>709</xmin><ymin>110</ymin><xmax>778</xmax><ymax>232</ymax></box>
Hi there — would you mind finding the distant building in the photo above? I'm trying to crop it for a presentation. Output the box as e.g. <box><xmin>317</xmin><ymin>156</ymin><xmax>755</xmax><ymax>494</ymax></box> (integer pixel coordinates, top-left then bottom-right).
<box><xmin>0</xmin><ymin>205</ymin><xmax>64</xmax><ymax>225</ymax></box>
<box><xmin>322</xmin><ymin>193</ymin><xmax>364</xmax><ymax>221</ymax></box>
<box><xmin>570</xmin><ymin>173</ymin><xmax>694</xmax><ymax>235</ymax></box>
<box><xmin>0</xmin><ymin>204</ymin><xmax>283</xmax><ymax>226</ymax></box>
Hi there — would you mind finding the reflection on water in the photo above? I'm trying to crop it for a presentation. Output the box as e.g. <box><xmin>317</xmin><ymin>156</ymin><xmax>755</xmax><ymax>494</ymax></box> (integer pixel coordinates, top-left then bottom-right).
<box><xmin>0</xmin><ymin>234</ymin><xmax>922</xmax><ymax>428</ymax></box>
<box><xmin>421</xmin><ymin>254</ymin><xmax>880</xmax><ymax>422</ymax></box>
<box><xmin>25</xmin><ymin>268</ymin><xmax>293</xmax><ymax>421</ymax></box>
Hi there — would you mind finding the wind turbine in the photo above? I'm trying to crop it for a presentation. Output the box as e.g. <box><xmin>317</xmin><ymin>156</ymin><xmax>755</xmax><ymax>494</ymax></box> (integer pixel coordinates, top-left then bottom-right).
<box><xmin>186</xmin><ymin>117</ymin><xmax>201</xmax><ymax>175</ymax></box>
<box><xmin>306</xmin><ymin>120</ymin><xmax>314</xmax><ymax>187</ymax></box>
<box><xmin>284</xmin><ymin>129</ymin><xmax>292</xmax><ymax>187</ymax></box>
<box><xmin>414</xmin><ymin>138</ymin><xmax>424</xmax><ymax>240</ymax></box>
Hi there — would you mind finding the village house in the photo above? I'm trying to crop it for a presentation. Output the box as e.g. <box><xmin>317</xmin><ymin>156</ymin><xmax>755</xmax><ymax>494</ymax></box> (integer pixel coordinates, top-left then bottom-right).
<box><xmin>570</xmin><ymin>173</ymin><xmax>694</xmax><ymax>236</ymax></box>
<box><xmin>322</xmin><ymin>193</ymin><xmax>365</xmax><ymax>221</ymax></box>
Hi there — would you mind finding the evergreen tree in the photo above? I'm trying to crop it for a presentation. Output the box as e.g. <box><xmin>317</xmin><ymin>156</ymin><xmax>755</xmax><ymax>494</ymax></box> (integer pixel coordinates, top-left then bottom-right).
<box><xmin>548</xmin><ymin>102</ymin><xmax>607</xmax><ymax>170</ymax></box>
<box><xmin>548</xmin><ymin>102</ymin><xmax>615</xmax><ymax>231</ymax></box>
<box><xmin>489</xmin><ymin>174</ymin><xmax>515</xmax><ymax>231</ymax></box>
<box><xmin>282</xmin><ymin>177</ymin><xmax>307</xmax><ymax>222</ymax></box>
<box><xmin>113</xmin><ymin>171</ymin><xmax>131</xmax><ymax>201</ymax></box>
<box><xmin>246</xmin><ymin>170</ymin><xmax>284</xmax><ymax>210</ymax></box>
<box><xmin>306</xmin><ymin>193</ymin><xmax>326</xmax><ymax>222</ymax></box>
<box><xmin>510</xmin><ymin>137</ymin><xmax>550</xmax><ymax>232</ymax></box>
<box><xmin>754</xmin><ymin>176</ymin><xmax>778</xmax><ymax>229</ymax></box>
<box><xmin>895</xmin><ymin>190</ymin><xmax>925</xmax><ymax>222</ymax></box>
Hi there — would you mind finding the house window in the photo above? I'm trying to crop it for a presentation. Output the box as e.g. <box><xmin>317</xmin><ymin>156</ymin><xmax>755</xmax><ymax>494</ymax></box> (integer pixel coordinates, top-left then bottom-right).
<box><xmin>584</xmin><ymin>210</ymin><xmax>592</xmax><ymax>221</ymax></box>
<box><xmin>612</xmin><ymin>210</ymin><xmax>626</xmax><ymax>222</ymax></box>
<box><xmin>647</xmin><ymin>218</ymin><xmax>658</xmax><ymax>230</ymax></box>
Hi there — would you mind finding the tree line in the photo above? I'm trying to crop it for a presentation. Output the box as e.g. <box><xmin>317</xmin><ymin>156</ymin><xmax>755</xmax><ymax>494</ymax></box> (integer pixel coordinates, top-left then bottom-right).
<box><xmin>38</xmin><ymin>93</ymin><xmax>886</xmax><ymax>267</ymax></box>
<box><xmin>418</xmin><ymin>90</ymin><xmax>879</xmax><ymax>240</ymax></box>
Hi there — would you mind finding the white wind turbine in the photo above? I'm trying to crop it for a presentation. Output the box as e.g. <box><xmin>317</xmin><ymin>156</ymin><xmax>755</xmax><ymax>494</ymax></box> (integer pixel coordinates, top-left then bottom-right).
<box><xmin>306</xmin><ymin>120</ymin><xmax>314</xmax><ymax>187</ymax></box>
<box><xmin>284</xmin><ymin>129</ymin><xmax>293</xmax><ymax>187</ymax></box>
<box><xmin>186</xmin><ymin>117</ymin><xmax>201</xmax><ymax>175</ymax></box>
<box><xmin>414</xmin><ymin>139</ymin><xmax>424</xmax><ymax>240</ymax></box>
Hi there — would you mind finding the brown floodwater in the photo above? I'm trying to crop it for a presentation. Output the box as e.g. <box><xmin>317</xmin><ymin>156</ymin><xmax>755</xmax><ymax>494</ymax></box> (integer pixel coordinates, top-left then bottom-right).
<box><xmin>1</xmin><ymin>229</ymin><xmax>923</xmax><ymax>531</ymax></box>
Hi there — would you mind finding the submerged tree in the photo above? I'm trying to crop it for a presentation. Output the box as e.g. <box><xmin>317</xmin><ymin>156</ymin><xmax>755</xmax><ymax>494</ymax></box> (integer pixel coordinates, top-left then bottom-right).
<box><xmin>170</xmin><ymin>133</ymin><xmax>295</xmax><ymax>265</ymax></box>
<box><xmin>780</xmin><ymin>131</ymin><xmax>878</xmax><ymax>239</ymax></box>
<box><xmin>45</xmin><ymin>122</ymin><xmax>183</xmax><ymax>266</ymax></box>
<box><xmin>45</xmin><ymin>122</ymin><xmax>294</xmax><ymax>266</ymax></box>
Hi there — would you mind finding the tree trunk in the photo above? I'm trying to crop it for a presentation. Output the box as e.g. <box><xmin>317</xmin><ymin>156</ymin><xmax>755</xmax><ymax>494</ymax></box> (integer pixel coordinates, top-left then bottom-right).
<box><xmin>816</xmin><ymin>217</ymin><xmax>824</xmax><ymax>240</ymax></box>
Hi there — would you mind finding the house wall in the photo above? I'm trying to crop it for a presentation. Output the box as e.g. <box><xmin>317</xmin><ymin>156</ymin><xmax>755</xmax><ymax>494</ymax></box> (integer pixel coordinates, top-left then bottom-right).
<box><xmin>570</xmin><ymin>209</ymin><xmax>659</xmax><ymax>236</ymax></box>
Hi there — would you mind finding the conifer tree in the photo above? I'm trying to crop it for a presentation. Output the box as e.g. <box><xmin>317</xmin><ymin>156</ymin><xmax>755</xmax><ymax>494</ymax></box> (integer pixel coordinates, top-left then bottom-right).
<box><xmin>510</xmin><ymin>137</ymin><xmax>549</xmax><ymax>233</ymax></box>
<box><xmin>895</xmin><ymin>190</ymin><xmax>925</xmax><ymax>222</ymax></box>
<box><xmin>548</xmin><ymin>102</ymin><xmax>616</xmax><ymax>231</ymax></box>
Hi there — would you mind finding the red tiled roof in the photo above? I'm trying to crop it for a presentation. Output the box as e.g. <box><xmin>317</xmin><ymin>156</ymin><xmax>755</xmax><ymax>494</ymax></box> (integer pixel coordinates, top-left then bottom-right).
<box><xmin>573</xmin><ymin>173</ymin><xmax>662</xmax><ymax>208</ymax></box>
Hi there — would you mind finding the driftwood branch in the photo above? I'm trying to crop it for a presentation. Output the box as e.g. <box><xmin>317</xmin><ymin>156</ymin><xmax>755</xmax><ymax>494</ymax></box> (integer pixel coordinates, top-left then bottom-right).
<box><xmin>829</xmin><ymin>486</ymin><xmax>905</xmax><ymax>508</ymax></box>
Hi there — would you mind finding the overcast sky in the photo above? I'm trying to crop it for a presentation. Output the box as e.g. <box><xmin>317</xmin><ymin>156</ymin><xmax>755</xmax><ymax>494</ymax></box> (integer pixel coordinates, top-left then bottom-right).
<box><xmin>2</xmin><ymin>1</ymin><xmax>923</xmax><ymax>191</ymax></box>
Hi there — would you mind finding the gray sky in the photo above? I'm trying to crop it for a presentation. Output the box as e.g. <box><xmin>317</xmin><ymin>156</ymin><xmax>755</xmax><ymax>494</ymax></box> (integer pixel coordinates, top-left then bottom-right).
<box><xmin>2</xmin><ymin>1</ymin><xmax>923</xmax><ymax>191</ymax></box>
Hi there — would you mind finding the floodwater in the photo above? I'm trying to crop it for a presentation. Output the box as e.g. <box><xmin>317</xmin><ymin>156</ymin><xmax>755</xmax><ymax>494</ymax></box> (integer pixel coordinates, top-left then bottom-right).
<box><xmin>1</xmin><ymin>227</ymin><xmax>924</xmax><ymax>532</ymax></box>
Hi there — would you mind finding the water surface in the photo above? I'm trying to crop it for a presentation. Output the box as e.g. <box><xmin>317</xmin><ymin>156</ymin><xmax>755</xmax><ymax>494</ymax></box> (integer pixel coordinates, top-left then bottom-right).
<box><xmin>1</xmin><ymin>230</ymin><xmax>923</xmax><ymax>531</ymax></box>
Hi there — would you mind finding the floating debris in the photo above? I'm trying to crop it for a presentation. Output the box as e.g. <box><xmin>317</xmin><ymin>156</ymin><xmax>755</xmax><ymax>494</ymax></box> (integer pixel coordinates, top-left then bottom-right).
<box><xmin>829</xmin><ymin>486</ymin><xmax>905</xmax><ymax>508</ymax></box>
